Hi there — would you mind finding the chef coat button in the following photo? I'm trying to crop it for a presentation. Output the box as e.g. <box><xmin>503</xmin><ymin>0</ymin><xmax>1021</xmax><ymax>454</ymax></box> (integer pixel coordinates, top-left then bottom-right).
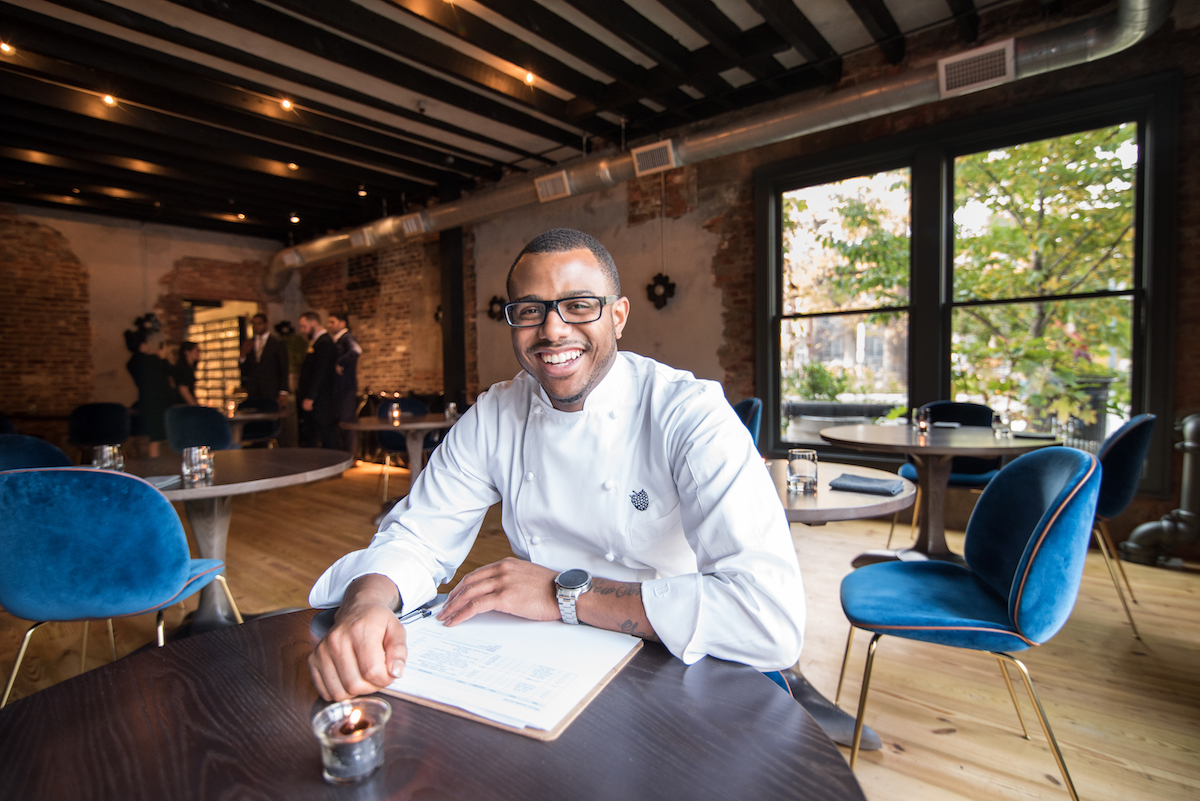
<box><xmin>530</xmin><ymin>536</ymin><xmax>542</xmax><ymax>544</ymax></box>
<box><xmin>533</xmin><ymin>406</ymin><xmax>543</xmax><ymax>414</ymax></box>
<box><xmin>605</xmin><ymin>552</ymin><xmax>615</xmax><ymax>562</ymax></box>
<box><xmin>525</xmin><ymin>471</ymin><xmax>535</xmax><ymax>481</ymax></box>
<box><xmin>608</xmin><ymin>410</ymin><xmax>618</xmax><ymax>419</ymax></box>
<box><xmin>603</xmin><ymin>479</ymin><xmax>614</xmax><ymax>490</ymax></box>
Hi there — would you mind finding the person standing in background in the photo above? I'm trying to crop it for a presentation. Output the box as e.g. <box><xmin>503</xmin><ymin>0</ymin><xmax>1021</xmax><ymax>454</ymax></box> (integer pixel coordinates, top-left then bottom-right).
<box><xmin>174</xmin><ymin>341</ymin><xmax>201</xmax><ymax>405</ymax></box>
<box><xmin>297</xmin><ymin>311</ymin><xmax>340</xmax><ymax>449</ymax></box>
<box><xmin>240</xmin><ymin>313</ymin><xmax>289</xmax><ymax>404</ymax></box>
<box><xmin>327</xmin><ymin>311</ymin><xmax>362</xmax><ymax>456</ymax></box>
<box><xmin>124</xmin><ymin>315</ymin><xmax>173</xmax><ymax>458</ymax></box>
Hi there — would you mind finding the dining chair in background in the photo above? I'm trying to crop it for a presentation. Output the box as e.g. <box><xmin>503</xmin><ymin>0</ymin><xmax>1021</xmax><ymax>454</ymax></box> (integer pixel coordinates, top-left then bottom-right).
<box><xmin>165</xmin><ymin>405</ymin><xmax>236</xmax><ymax>452</ymax></box>
<box><xmin>0</xmin><ymin>416</ymin><xmax>16</xmax><ymax>436</ymax></box>
<box><xmin>733</xmin><ymin>397</ymin><xmax>763</xmax><ymax>447</ymax></box>
<box><xmin>68</xmin><ymin>402</ymin><xmax>131</xmax><ymax>461</ymax></box>
<box><xmin>1091</xmin><ymin>413</ymin><xmax>1157</xmax><ymax>638</ymax></box>
<box><xmin>236</xmin><ymin>397</ymin><xmax>282</xmax><ymax>448</ymax></box>
<box><xmin>0</xmin><ymin>468</ymin><xmax>243</xmax><ymax>707</ymax></box>
<box><xmin>376</xmin><ymin>397</ymin><xmax>439</xmax><ymax>500</ymax></box>
<box><xmin>886</xmin><ymin>400</ymin><xmax>1000</xmax><ymax>547</ymax></box>
<box><xmin>0</xmin><ymin>434</ymin><xmax>73</xmax><ymax>470</ymax></box>
<box><xmin>836</xmin><ymin>446</ymin><xmax>1100</xmax><ymax>801</ymax></box>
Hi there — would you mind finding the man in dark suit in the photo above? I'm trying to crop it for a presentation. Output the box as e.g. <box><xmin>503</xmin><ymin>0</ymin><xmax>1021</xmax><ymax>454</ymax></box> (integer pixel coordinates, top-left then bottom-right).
<box><xmin>297</xmin><ymin>310</ymin><xmax>340</xmax><ymax>449</ymax></box>
<box><xmin>327</xmin><ymin>311</ymin><xmax>362</xmax><ymax>455</ymax></box>
<box><xmin>240</xmin><ymin>313</ymin><xmax>289</xmax><ymax>402</ymax></box>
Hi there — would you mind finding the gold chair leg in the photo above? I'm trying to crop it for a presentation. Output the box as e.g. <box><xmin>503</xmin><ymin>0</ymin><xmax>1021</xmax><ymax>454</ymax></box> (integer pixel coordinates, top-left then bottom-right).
<box><xmin>107</xmin><ymin>619</ymin><xmax>117</xmax><ymax>662</ymax></box>
<box><xmin>835</xmin><ymin>625</ymin><xmax>856</xmax><ymax>706</ymax></box>
<box><xmin>907</xmin><ymin>486</ymin><xmax>921</xmax><ymax>543</ymax></box>
<box><xmin>2</xmin><ymin>621</ymin><xmax>46</xmax><ymax>708</ymax></box>
<box><xmin>80</xmin><ymin>621</ymin><xmax>89</xmax><ymax>673</ymax></box>
<box><xmin>381</xmin><ymin>453</ymin><xmax>391</xmax><ymax>501</ymax></box>
<box><xmin>993</xmin><ymin>652</ymin><xmax>1079</xmax><ymax>801</ymax></box>
<box><xmin>995</xmin><ymin>656</ymin><xmax>1030</xmax><ymax>739</ymax></box>
<box><xmin>885</xmin><ymin>511</ymin><xmax>899</xmax><ymax>549</ymax></box>
<box><xmin>1098</xmin><ymin>520</ymin><xmax>1137</xmax><ymax>602</ymax></box>
<box><xmin>850</xmin><ymin>631</ymin><xmax>884</xmax><ymax>770</ymax></box>
<box><xmin>156</xmin><ymin>611</ymin><xmax>166</xmax><ymax>647</ymax></box>
<box><xmin>1093</xmin><ymin>524</ymin><xmax>1140</xmax><ymax>638</ymax></box>
<box><xmin>214</xmin><ymin>574</ymin><xmax>245</xmax><ymax>624</ymax></box>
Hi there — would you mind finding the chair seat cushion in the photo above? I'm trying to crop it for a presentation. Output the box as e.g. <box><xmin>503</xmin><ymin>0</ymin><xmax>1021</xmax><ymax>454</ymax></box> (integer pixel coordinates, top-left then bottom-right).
<box><xmin>897</xmin><ymin>462</ymin><xmax>998</xmax><ymax>488</ymax></box>
<box><xmin>841</xmin><ymin>561</ymin><xmax>1033</xmax><ymax>652</ymax></box>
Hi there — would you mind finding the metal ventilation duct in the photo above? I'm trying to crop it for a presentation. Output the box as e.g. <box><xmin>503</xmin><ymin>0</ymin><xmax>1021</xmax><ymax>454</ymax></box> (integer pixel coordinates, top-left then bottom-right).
<box><xmin>265</xmin><ymin>0</ymin><xmax>1173</xmax><ymax>292</ymax></box>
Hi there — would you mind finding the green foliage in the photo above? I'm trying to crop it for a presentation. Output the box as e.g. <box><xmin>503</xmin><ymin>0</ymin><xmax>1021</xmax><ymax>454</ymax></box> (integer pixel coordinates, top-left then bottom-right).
<box><xmin>782</xmin><ymin>362</ymin><xmax>852</xmax><ymax>401</ymax></box>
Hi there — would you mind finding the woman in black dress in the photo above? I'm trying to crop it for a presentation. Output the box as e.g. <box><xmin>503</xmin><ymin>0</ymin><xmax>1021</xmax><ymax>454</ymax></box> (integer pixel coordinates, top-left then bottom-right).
<box><xmin>175</xmin><ymin>341</ymin><xmax>201</xmax><ymax>405</ymax></box>
<box><xmin>125</xmin><ymin>319</ymin><xmax>173</xmax><ymax>457</ymax></box>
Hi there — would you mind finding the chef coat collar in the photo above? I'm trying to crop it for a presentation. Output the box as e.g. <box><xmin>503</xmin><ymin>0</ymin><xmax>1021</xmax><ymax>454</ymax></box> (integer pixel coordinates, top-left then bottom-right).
<box><xmin>532</xmin><ymin>351</ymin><xmax>632</xmax><ymax>415</ymax></box>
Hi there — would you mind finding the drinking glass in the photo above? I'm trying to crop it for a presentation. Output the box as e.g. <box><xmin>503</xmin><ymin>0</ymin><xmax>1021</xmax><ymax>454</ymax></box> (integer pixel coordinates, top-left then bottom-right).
<box><xmin>787</xmin><ymin>449</ymin><xmax>818</xmax><ymax>494</ymax></box>
<box><xmin>181</xmin><ymin>445</ymin><xmax>213</xmax><ymax>486</ymax></box>
<box><xmin>991</xmin><ymin>411</ymin><xmax>1010</xmax><ymax>437</ymax></box>
<box><xmin>92</xmin><ymin>444</ymin><xmax>124</xmax><ymax>471</ymax></box>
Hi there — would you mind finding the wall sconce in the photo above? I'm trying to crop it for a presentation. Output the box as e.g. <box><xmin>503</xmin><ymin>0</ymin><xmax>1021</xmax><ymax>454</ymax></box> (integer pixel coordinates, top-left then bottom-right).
<box><xmin>646</xmin><ymin>273</ymin><xmax>675</xmax><ymax>310</ymax></box>
<box><xmin>487</xmin><ymin>296</ymin><xmax>507</xmax><ymax>322</ymax></box>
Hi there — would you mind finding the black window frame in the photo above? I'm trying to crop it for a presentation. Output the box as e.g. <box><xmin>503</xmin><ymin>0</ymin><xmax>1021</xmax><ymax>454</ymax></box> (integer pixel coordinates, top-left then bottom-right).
<box><xmin>755</xmin><ymin>72</ymin><xmax>1178</xmax><ymax>495</ymax></box>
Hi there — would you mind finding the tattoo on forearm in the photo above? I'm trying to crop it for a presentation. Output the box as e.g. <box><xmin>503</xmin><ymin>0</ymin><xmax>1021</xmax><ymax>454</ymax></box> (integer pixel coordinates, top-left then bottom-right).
<box><xmin>590</xmin><ymin>579</ymin><xmax>642</xmax><ymax>598</ymax></box>
<box><xmin>620</xmin><ymin>619</ymin><xmax>648</xmax><ymax>639</ymax></box>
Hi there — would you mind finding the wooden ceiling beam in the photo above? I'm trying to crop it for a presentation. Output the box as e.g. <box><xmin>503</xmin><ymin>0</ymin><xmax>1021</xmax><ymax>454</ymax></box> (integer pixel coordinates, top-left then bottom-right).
<box><xmin>845</xmin><ymin>0</ymin><xmax>905</xmax><ymax>64</ymax></box>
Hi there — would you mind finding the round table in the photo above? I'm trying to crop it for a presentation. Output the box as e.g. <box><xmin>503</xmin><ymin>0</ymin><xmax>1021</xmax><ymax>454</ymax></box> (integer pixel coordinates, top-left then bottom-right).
<box><xmin>0</xmin><ymin>609</ymin><xmax>866</xmax><ymax>801</ymax></box>
<box><xmin>820</xmin><ymin>425</ymin><xmax>1060</xmax><ymax>565</ymax></box>
<box><xmin>225</xmin><ymin>411</ymin><xmax>287</xmax><ymax>444</ymax></box>
<box><xmin>767</xmin><ymin>460</ymin><xmax>916</xmax><ymax>525</ymax></box>
<box><xmin>342</xmin><ymin>414</ymin><xmax>458</xmax><ymax>498</ymax></box>
<box><xmin>125</xmin><ymin>448</ymin><xmax>352</xmax><ymax>630</ymax></box>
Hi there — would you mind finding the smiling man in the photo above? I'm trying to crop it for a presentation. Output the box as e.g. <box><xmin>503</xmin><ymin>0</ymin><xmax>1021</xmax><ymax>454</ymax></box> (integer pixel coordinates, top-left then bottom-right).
<box><xmin>307</xmin><ymin>228</ymin><xmax>805</xmax><ymax>702</ymax></box>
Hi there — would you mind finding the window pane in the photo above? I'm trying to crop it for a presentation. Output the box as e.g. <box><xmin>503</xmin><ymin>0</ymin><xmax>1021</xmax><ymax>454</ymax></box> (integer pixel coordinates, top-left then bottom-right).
<box><xmin>951</xmin><ymin>296</ymin><xmax>1132</xmax><ymax>449</ymax></box>
<box><xmin>781</xmin><ymin>169</ymin><xmax>910</xmax><ymax>316</ymax></box>
<box><xmin>954</xmin><ymin>123</ymin><xmax>1136</xmax><ymax>302</ymax></box>
<box><xmin>780</xmin><ymin>311</ymin><xmax>908</xmax><ymax>445</ymax></box>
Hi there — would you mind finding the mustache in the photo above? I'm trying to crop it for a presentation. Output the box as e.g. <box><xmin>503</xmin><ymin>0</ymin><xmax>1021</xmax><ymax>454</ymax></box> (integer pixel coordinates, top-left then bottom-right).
<box><xmin>524</xmin><ymin>338</ymin><xmax>588</xmax><ymax>353</ymax></box>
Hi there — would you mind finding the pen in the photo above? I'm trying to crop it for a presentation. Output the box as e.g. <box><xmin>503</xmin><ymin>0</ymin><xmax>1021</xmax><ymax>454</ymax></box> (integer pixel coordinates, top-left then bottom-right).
<box><xmin>397</xmin><ymin>607</ymin><xmax>433</xmax><ymax>624</ymax></box>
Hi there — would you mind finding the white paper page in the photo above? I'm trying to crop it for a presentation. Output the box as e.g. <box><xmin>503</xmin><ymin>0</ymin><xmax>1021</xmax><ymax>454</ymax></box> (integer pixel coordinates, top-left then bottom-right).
<box><xmin>387</xmin><ymin>611</ymin><xmax>641</xmax><ymax>731</ymax></box>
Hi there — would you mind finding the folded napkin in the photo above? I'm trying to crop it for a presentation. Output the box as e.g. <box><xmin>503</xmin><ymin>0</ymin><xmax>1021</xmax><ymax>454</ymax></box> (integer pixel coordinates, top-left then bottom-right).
<box><xmin>932</xmin><ymin>421</ymin><xmax>961</xmax><ymax>428</ymax></box>
<box><xmin>1013</xmin><ymin>431</ymin><xmax>1057</xmax><ymax>439</ymax></box>
<box><xmin>145</xmin><ymin>474</ymin><xmax>182</xmax><ymax>489</ymax></box>
<box><xmin>828</xmin><ymin>473</ymin><xmax>905</xmax><ymax>496</ymax></box>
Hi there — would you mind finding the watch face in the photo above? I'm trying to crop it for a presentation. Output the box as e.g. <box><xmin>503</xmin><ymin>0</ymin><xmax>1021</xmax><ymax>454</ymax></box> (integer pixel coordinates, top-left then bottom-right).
<box><xmin>557</xmin><ymin>569</ymin><xmax>590</xmax><ymax>590</ymax></box>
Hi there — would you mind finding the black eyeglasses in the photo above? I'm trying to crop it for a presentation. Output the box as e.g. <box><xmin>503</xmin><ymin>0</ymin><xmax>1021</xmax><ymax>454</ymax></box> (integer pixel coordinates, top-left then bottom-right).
<box><xmin>503</xmin><ymin>295</ymin><xmax>618</xmax><ymax>328</ymax></box>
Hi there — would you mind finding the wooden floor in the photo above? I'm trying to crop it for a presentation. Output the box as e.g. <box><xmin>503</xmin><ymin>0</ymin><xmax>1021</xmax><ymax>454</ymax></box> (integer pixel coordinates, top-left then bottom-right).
<box><xmin>2</xmin><ymin>462</ymin><xmax>1198</xmax><ymax>801</ymax></box>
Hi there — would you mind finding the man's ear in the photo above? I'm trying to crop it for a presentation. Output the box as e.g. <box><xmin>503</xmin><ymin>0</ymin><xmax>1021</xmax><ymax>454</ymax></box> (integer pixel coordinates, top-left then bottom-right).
<box><xmin>610</xmin><ymin>296</ymin><xmax>630</xmax><ymax>340</ymax></box>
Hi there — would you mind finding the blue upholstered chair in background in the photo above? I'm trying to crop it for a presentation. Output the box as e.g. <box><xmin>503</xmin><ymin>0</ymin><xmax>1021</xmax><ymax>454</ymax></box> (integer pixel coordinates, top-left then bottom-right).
<box><xmin>733</xmin><ymin>397</ymin><xmax>763</xmax><ymax>447</ymax></box>
<box><xmin>0</xmin><ymin>416</ymin><xmax>16</xmax><ymax>436</ymax></box>
<box><xmin>1091</xmin><ymin>414</ymin><xmax>1156</xmax><ymax>638</ymax></box>
<box><xmin>887</xmin><ymin>400</ymin><xmax>1000</xmax><ymax>547</ymax></box>
<box><xmin>165</xmin><ymin>405</ymin><xmax>236</xmax><ymax>452</ymax></box>
<box><xmin>0</xmin><ymin>468</ymin><xmax>243</xmax><ymax>707</ymax></box>
<box><xmin>0</xmin><ymin>434</ymin><xmax>73</xmax><ymax>470</ymax></box>
<box><xmin>68</xmin><ymin>402</ymin><xmax>131</xmax><ymax>458</ymax></box>
<box><xmin>237</xmin><ymin>397</ymin><xmax>282</xmax><ymax>448</ymax></box>
<box><xmin>836</xmin><ymin>447</ymin><xmax>1100</xmax><ymax>800</ymax></box>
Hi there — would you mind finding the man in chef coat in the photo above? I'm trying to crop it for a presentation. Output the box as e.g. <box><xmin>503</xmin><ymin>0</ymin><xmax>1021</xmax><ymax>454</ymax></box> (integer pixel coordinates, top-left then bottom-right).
<box><xmin>307</xmin><ymin>228</ymin><xmax>805</xmax><ymax>703</ymax></box>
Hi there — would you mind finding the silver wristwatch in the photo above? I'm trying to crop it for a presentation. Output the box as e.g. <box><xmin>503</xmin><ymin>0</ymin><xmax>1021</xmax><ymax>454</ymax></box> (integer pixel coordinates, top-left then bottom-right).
<box><xmin>555</xmin><ymin>569</ymin><xmax>592</xmax><ymax>625</ymax></box>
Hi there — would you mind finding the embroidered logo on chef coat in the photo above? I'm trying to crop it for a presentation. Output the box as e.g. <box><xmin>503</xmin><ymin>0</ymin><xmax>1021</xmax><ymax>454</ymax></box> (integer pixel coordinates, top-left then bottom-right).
<box><xmin>630</xmin><ymin>488</ymin><xmax>649</xmax><ymax>511</ymax></box>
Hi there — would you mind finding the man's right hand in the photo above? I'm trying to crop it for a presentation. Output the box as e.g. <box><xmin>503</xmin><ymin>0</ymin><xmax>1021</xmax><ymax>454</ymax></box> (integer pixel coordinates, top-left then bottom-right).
<box><xmin>240</xmin><ymin>339</ymin><xmax>253</xmax><ymax>358</ymax></box>
<box><xmin>308</xmin><ymin>574</ymin><xmax>407</xmax><ymax>701</ymax></box>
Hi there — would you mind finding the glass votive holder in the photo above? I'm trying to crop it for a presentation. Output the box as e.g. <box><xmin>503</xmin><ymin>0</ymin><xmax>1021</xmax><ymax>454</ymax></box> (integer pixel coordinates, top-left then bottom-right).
<box><xmin>181</xmin><ymin>445</ymin><xmax>213</xmax><ymax>486</ymax></box>
<box><xmin>312</xmin><ymin>698</ymin><xmax>392</xmax><ymax>784</ymax></box>
<box><xmin>444</xmin><ymin>402</ymin><xmax>458</xmax><ymax>420</ymax></box>
<box><xmin>787</xmin><ymin>448</ymin><xmax>818</xmax><ymax>494</ymax></box>
<box><xmin>92</xmin><ymin>444</ymin><xmax>124</xmax><ymax>471</ymax></box>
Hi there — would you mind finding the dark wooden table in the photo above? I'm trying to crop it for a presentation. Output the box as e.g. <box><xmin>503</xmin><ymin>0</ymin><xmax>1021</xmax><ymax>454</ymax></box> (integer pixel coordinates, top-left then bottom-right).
<box><xmin>125</xmin><ymin>449</ymin><xmax>352</xmax><ymax>630</ymax></box>
<box><xmin>820</xmin><ymin>424</ymin><xmax>1060</xmax><ymax>565</ymax></box>
<box><xmin>0</xmin><ymin>610</ymin><xmax>865</xmax><ymax>801</ymax></box>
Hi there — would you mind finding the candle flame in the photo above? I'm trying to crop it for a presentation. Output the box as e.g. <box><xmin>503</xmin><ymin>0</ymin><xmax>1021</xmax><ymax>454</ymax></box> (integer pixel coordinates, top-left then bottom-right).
<box><xmin>348</xmin><ymin>708</ymin><xmax>362</xmax><ymax>727</ymax></box>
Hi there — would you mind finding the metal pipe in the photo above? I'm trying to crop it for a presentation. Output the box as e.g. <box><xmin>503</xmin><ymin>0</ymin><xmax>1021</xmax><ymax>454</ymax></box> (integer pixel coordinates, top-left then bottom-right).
<box><xmin>265</xmin><ymin>0</ymin><xmax>1172</xmax><ymax>288</ymax></box>
<box><xmin>1121</xmin><ymin>413</ymin><xmax>1200</xmax><ymax>564</ymax></box>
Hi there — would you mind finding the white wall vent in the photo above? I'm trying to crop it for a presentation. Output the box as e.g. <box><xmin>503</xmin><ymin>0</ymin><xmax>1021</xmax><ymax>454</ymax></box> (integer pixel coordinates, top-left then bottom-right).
<box><xmin>534</xmin><ymin>170</ymin><xmax>571</xmax><ymax>202</ymax></box>
<box><xmin>348</xmin><ymin>228</ymin><xmax>376</xmax><ymax>249</ymax></box>
<box><xmin>938</xmin><ymin>39</ymin><xmax>1015</xmax><ymax>98</ymax></box>
<box><xmin>398</xmin><ymin>213</ymin><xmax>426</xmax><ymax>237</ymax></box>
<box><xmin>631</xmin><ymin>140</ymin><xmax>677</xmax><ymax>177</ymax></box>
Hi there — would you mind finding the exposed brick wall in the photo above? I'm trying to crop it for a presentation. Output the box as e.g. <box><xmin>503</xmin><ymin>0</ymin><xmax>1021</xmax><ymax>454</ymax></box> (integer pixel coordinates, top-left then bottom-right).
<box><xmin>0</xmin><ymin>206</ymin><xmax>93</xmax><ymax>444</ymax></box>
<box><xmin>627</xmin><ymin>165</ymin><xmax>698</xmax><ymax>226</ymax></box>
<box><xmin>157</xmin><ymin>257</ymin><xmax>271</xmax><ymax>347</ymax></box>
<box><xmin>462</xmin><ymin>227</ymin><xmax>480</xmax><ymax>400</ymax></box>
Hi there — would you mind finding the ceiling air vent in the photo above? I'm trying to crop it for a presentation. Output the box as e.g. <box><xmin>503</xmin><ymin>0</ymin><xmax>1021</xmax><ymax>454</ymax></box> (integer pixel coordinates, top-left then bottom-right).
<box><xmin>398</xmin><ymin>213</ymin><xmax>426</xmax><ymax>237</ymax></box>
<box><xmin>534</xmin><ymin>170</ymin><xmax>571</xmax><ymax>203</ymax></box>
<box><xmin>348</xmin><ymin>228</ymin><xmax>376</xmax><ymax>249</ymax></box>
<box><xmin>631</xmin><ymin>140</ymin><xmax>676</xmax><ymax>177</ymax></box>
<box><xmin>938</xmin><ymin>39</ymin><xmax>1015</xmax><ymax>99</ymax></box>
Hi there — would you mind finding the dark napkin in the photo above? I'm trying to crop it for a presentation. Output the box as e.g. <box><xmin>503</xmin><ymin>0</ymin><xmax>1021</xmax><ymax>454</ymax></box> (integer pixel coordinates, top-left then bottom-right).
<box><xmin>828</xmin><ymin>473</ymin><xmax>905</xmax><ymax>496</ymax></box>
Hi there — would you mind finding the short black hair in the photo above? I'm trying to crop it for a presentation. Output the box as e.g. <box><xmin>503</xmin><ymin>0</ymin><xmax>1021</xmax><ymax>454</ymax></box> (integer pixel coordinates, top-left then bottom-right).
<box><xmin>506</xmin><ymin>228</ymin><xmax>620</xmax><ymax>298</ymax></box>
<box><xmin>300</xmin><ymin>310</ymin><xmax>322</xmax><ymax>325</ymax></box>
<box><xmin>329</xmin><ymin>310</ymin><xmax>350</xmax><ymax>327</ymax></box>
<box><xmin>251</xmin><ymin>312</ymin><xmax>267</xmax><ymax>324</ymax></box>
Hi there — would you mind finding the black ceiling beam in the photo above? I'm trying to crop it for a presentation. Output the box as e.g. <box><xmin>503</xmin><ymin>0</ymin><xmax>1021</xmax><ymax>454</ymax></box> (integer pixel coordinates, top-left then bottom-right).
<box><xmin>743</xmin><ymin>0</ymin><xmax>842</xmax><ymax>83</ymax></box>
<box><xmin>156</xmin><ymin>0</ymin><xmax>581</xmax><ymax>149</ymax></box>
<box><xmin>655</xmin><ymin>0</ymin><xmax>783</xmax><ymax>81</ymax></box>
<box><xmin>845</xmin><ymin>0</ymin><xmax>905</xmax><ymax>64</ymax></box>
<box><xmin>944</xmin><ymin>0</ymin><xmax>980</xmax><ymax>44</ymax></box>
<box><xmin>36</xmin><ymin>0</ymin><xmax>556</xmax><ymax>166</ymax></box>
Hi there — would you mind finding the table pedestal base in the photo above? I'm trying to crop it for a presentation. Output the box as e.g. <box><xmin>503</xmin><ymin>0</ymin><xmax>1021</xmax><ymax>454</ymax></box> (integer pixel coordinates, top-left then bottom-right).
<box><xmin>182</xmin><ymin>496</ymin><xmax>239</xmax><ymax>631</ymax></box>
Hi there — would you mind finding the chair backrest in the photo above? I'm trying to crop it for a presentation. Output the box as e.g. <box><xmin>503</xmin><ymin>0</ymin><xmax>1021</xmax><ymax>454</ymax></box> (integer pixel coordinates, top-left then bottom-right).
<box><xmin>963</xmin><ymin>447</ymin><xmax>1101</xmax><ymax>645</ymax></box>
<box><xmin>237</xmin><ymin>397</ymin><xmax>282</xmax><ymax>443</ymax></box>
<box><xmin>0</xmin><ymin>468</ymin><xmax>194</xmax><ymax>621</ymax></box>
<box><xmin>733</xmin><ymin>398</ymin><xmax>763</xmax><ymax>444</ymax></box>
<box><xmin>68</xmin><ymin>403</ymin><xmax>131</xmax><ymax>447</ymax></box>
<box><xmin>920</xmin><ymin>401</ymin><xmax>999</xmax><ymax>475</ymax></box>
<box><xmin>165</xmin><ymin>405</ymin><xmax>234</xmax><ymax>452</ymax></box>
<box><xmin>0</xmin><ymin>416</ymin><xmax>16</xmax><ymax>436</ymax></box>
<box><xmin>0</xmin><ymin>435</ymin><xmax>73</xmax><ymax>470</ymax></box>
<box><xmin>1094</xmin><ymin>414</ymin><xmax>1156</xmax><ymax>520</ymax></box>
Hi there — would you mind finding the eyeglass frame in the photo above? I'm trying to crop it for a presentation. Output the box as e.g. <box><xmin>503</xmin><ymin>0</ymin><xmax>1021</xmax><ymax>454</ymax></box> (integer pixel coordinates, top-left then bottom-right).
<box><xmin>502</xmin><ymin>295</ymin><xmax>619</xmax><ymax>328</ymax></box>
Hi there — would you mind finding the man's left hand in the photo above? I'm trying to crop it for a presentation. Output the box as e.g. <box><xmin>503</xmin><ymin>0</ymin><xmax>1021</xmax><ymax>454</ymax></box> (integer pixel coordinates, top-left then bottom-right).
<box><xmin>439</xmin><ymin>558</ymin><xmax>559</xmax><ymax>627</ymax></box>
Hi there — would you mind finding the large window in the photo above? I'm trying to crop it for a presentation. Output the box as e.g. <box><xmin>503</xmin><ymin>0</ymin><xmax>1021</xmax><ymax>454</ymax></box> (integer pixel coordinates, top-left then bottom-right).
<box><xmin>756</xmin><ymin>76</ymin><xmax>1177</xmax><ymax>493</ymax></box>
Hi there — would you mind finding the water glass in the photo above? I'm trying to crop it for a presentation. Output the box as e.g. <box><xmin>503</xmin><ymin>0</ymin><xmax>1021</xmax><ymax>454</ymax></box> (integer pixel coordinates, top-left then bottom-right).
<box><xmin>991</xmin><ymin>411</ymin><xmax>1010</xmax><ymax>437</ymax></box>
<box><xmin>92</xmin><ymin>444</ymin><xmax>124</xmax><ymax>471</ymax></box>
<box><xmin>312</xmin><ymin>698</ymin><xmax>392</xmax><ymax>784</ymax></box>
<box><xmin>787</xmin><ymin>449</ymin><xmax>818</xmax><ymax>494</ymax></box>
<box><xmin>444</xmin><ymin>402</ymin><xmax>458</xmax><ymax>420</ymax></box>
<box><xmin>181</xmin><ymin>445</ymin><xmax>213</xmax><ymax>486</ymax></box>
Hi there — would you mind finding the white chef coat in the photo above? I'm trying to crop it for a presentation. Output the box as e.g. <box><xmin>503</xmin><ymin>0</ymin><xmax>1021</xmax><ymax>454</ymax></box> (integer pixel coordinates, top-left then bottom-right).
<box><xmin>309</xmin><ymin>352</ymin><xmax>805</xmax><ymax>670</ymax></box>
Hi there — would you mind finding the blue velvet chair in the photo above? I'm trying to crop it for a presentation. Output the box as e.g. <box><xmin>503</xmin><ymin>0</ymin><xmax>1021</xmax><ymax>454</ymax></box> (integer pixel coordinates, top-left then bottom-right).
<box><xmin>837</xmin><ymin>447</ymin><xmax>1100</xmax><ymax>800</ymax></box>
<box><xmin>237</xmin><ymin>397</ymin><xmax>282</xmax><ymax>448</ymax></box>
<box><xmin>68</xmin><ymin>403</ymin><xmax>131</xmax><ymax>464</ymax></box>
<box><xmin>887</xmin><ymin>400</ymin><xmax>1000</xmax><ymax>547</ymax></box>
<box><xmin>0</xmin><ymin>468</ymin><xmax>243</xmax><ymax>707</ymax></box>
<box><xmin>1091</xmin><ymin>414</ymin><xmax>1156</xmax><ymax>638</ymax></box>
<box><xmin>165</xmin><ymin>405</ymin><xmax>236</xmax><ymax>452</ymax></box>
<box><xmin>733</xmin><ymin>398</ymin><xmax>763</xmax><ymax>446</ymax></box>
<box><xmin>0</xmin><ymin>416</ymin><xmax>16</xmax><ymax>436</ymax></box>
<box><xmin>0</xmin><ymin>434</ymin><xmax>73</xmax><ymax>470</ymax></box>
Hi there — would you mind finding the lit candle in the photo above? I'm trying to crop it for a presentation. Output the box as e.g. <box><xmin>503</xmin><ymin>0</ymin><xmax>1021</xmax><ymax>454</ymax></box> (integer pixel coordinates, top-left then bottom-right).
<box><xmin>311</xmin><ymin>698</ymin><xmax>392</xmax><ymax>783</ymax></box>
<box><xmin>390</xmin><ymin>404</ymin><xmax>401</xmax><ymax>425</ymax></box>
